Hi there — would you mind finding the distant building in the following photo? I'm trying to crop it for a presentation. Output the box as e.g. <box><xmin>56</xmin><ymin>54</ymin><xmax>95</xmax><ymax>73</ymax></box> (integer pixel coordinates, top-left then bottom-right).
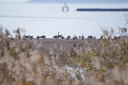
<box><xmin>62</xmin><ymin>2</ymin><xmax>69</xmax><ymax>12</ymax></box>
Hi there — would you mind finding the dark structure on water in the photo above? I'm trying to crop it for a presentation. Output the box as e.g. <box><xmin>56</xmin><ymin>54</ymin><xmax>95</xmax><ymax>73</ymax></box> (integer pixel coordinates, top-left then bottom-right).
<box><xmin>76</xmin><ymin>8</ymin><xmax>128</xmax><ymax>12</ymax></box>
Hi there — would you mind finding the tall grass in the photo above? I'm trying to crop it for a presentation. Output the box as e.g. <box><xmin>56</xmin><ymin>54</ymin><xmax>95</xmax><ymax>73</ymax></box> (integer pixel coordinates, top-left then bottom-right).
<box><xmin>0</xmin><ymin>25</ymin><xmax>128</xmax><ymax>85</ymax></box>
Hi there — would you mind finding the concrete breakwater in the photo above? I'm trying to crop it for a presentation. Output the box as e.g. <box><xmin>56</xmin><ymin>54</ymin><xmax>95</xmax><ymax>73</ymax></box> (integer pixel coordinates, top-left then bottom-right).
<box><xmin>77</xmin><ymin>8</ymin><xmax>128</xmax><ymax>12</ymax></box>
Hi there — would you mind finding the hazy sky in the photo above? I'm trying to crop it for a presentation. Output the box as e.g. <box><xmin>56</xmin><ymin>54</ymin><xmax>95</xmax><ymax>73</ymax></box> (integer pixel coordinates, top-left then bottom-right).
<box><xmin>30</xmin><ymin>0</ymin><xmax>128</xmax><ymax>3</ymax></box>
<box><xmin>0</xmin><ymin>0</ymin><xmax>128</xmax><ymax>3</ymax></box>
<box><xmin>0</xmin><ymin>0</ymin><xmax>29</xmax><ymax>2</ymax></box>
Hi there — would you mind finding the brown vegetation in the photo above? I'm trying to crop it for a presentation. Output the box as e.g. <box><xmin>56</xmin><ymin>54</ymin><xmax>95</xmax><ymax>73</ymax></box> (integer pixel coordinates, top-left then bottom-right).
<box><xmin>0</xmin><ymin>25</ymin><xmax>128</xmax><ymax>85</ymax></box>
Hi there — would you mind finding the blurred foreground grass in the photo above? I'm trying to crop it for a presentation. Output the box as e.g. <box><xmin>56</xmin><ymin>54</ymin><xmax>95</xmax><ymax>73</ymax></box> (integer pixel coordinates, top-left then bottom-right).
<box><xmin>0</xmin><ymin>25</ymin><xmax>128</xmax><ymax>85</ymax></box>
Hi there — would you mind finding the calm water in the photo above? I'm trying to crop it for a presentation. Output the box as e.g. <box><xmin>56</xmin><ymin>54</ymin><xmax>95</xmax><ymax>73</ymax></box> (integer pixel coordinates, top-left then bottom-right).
<box><xmin>0</xmin><ymin>3</ymin><xmax>128</xmax><ymax>38</ymax></box>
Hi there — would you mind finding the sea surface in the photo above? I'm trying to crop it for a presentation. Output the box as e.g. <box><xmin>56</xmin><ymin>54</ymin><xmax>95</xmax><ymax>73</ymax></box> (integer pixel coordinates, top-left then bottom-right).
<box><xmin>0</xmin><ymin>3</ymin><xmax>128</xmax><ymax>38</ymax></box>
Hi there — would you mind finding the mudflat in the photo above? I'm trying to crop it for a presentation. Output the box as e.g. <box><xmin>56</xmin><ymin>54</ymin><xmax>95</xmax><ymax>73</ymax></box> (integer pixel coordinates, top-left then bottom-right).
<box><xmin>31</xmin><ymin>38</ymin><xmax>100</xmax><ymax>50</ymax></box>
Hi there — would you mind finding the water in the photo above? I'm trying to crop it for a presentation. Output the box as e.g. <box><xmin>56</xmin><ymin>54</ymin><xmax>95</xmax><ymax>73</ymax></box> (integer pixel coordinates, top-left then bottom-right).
<box><xmin>0</xmin><ymin>3</ymin><xmax>128</xmax><ymax>38</ymax></box>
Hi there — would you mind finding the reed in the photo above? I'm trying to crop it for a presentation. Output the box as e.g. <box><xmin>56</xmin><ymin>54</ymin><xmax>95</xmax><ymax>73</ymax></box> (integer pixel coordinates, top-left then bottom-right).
<box><xmin>0</xmin><ymin>25</ymin><xmax>128</xmax><ymax>85</ymax></box>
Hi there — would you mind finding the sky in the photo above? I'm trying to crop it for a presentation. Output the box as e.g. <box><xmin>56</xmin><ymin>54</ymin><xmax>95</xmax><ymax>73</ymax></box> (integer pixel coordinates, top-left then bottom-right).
<box><xmin>0</xmin><ymin>0</ymin><xmax>128</xmax><ymax>3</ymax></box>
<box><xmin>0</xmin><ymin>0</ymin><xmax>29</xmax><ymax>2</ymax></box>
<box><xmin>30</xmin><ymin>0</ymin><xmax>128</xmax><ymax>3</ymax></box>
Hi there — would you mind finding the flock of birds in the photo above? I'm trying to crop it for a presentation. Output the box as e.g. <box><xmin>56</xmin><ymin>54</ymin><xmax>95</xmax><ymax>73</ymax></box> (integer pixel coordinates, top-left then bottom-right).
<box><xmin>23</xmin><ymin>28</ymin><xmax>128</xmax><ymax>40</ymax></box>
<box><xmin>23</xmin><ymin>33</ymin><xmax>122</xmax><ymax>40</ymax></box>
<box><xmin>24</xmin><ymin>32</ymin><xmax>97</xmax><ymax>40</ymax></box>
